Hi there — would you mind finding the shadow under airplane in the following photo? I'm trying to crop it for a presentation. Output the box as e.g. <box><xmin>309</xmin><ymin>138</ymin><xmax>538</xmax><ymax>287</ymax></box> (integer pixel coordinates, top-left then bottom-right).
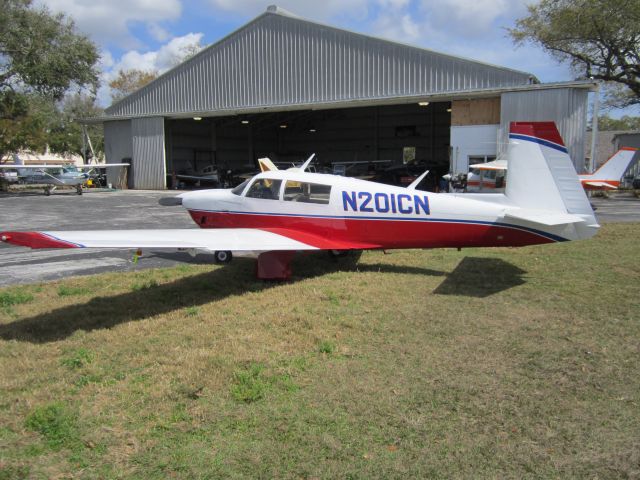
<box><xmin>433</xmin><ymin>257</ymin><xmax>527</xmax><ymax>297</ymax></box>
<box><xmin>0</xmin><ymin>255</ymin><xmax>526</xmax><ymax>344</ymax></box>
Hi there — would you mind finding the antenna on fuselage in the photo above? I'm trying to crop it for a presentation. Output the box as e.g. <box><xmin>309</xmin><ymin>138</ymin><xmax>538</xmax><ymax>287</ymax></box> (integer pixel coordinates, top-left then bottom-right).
<box><xmin>300</xmin><ymin>153</ymin><xmax>316</xmax><ymax>172</ymax></box>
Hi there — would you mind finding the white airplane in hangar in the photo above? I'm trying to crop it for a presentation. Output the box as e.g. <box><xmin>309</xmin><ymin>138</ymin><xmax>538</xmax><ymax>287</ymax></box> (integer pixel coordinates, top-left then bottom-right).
<box><xmin>1</xmin><ymin>122</ymin><xmax>599</xmax><ymax>280</ymax></box>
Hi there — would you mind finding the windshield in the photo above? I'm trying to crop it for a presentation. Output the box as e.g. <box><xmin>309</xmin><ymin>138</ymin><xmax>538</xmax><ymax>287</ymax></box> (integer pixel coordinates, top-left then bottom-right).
<box><xmin>231</xmin><ymin>179</ymin><xmax>250</xmax><ymax>195</ymax></box>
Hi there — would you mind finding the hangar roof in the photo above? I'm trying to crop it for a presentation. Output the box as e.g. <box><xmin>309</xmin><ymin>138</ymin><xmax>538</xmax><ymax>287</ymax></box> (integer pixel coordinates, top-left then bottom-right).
<box><xmin>104</xmin><ymin>5</ymin><xmax>538</xmax><ymax>120</ymax></box>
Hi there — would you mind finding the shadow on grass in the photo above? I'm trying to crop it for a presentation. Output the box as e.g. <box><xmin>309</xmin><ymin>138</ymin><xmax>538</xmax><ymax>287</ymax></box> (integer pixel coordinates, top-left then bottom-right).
<box><xmin>433</xmin><ymin>257</ymin><xmax>527</xmax><ymax>297</ymax></box>
<box><xmin>0</xmin><ymin>255</ymin><xmax>524</xmax><ymax>343</ymax></box>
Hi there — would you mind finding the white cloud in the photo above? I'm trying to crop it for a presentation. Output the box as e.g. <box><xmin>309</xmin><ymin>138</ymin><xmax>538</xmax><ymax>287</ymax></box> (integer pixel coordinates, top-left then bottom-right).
<box><xmin>38</xmin><ymin>0</ymin><xmax>182</xmax><ymax>48</ymax></box>
<box><xmin>148</xmin><ymin>23</ymin><xmax>172</xmax><ymax>43</ymax></box>
<box><xmin>206</xmin><ymin>0</ymin><xmax>370</xmax><ymax>21</ymax></box>
<box><xmin>97</xmin><ymin>32</ymin><xmax>204</xmax><ymax>106</ymax></box>
<box><xmin>371</xmin><ymin>13</ymin><xmax>421</xmax><ymax>43</ymax></box>
<box><xmin>111</xmin><ymin>32</ymin><xmax>204</xmax><ymax>74</ymax></box>
<box><xmin>377</xmin><ymin>0</ymin><xmax>410</xmax><ymax>9</ymax></box>
<box><xmin>419</xmin><ymin>0</ymin><xmax>530</xmax><ymax>36</ymax></box>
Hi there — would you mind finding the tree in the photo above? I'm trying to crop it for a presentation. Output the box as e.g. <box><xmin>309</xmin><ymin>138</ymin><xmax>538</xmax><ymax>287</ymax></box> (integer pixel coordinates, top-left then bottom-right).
<box><xmin>0</xmin><ymin>0</ymin><xmax>99</xmax><ymax>160</ymax></box>
<box><xmin>0</xmin><ymin>0</ymin><xmax>99</xmax><ymax>99</ymax></box>
<box><xmin>47</xmin><ymin>93</ymin><xmax>104</xmax><ymax>161</ymax></box>
<box><xmin>0</xmin><ymin>92</ymin><xmax>50</xmax><ymax>159</ymax></box>
<box><xmin>595</xmin><ymin>114</ymin><xmax>640</xmax><ymax>131</ymax></box>
<box><xmin>109</xmin><ymin>69</ymin><xmax>158</xmax><ymax>103</ymax></box>
<box><xmin>509</xmin><ymin>0</ymin><xmax>640</xmax><ymax>108</ymax></box>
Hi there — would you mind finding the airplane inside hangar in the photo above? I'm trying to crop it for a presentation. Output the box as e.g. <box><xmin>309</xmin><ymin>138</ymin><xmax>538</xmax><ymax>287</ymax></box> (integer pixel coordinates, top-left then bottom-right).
<box><xmin>165</xmin><ymin>102</ymin><xmax>452</xmax><ymax>189</ymax></box>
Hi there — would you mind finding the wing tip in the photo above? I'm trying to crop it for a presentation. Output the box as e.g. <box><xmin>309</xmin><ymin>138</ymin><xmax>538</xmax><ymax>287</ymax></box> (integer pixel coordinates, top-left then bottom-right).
<box><xmin>0</xmin><ymin>231</ymin><xmax>80</xmax><ymax>249</ymax></box>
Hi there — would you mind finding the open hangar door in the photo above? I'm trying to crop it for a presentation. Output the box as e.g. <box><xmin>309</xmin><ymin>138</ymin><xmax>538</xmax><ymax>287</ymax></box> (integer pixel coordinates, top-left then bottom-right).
<box><xmin>165</xmin><ymin>102</ymin><xmax>451</xmax><ymax>189</ymax></box>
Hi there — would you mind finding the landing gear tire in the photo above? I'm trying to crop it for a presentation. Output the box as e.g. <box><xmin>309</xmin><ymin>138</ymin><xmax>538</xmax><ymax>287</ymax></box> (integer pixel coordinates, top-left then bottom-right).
<box><xmin>328</xmin><ymin>249</ymin><xmax>363</xmax><ymax>262</ymax></box>
<box><xmin>44</xmin><ymin>187</ymin><xmax>51</xmax><ymax>196</ymax></box>
<box><xmin>76</xmin><ymin>185</ymin><xmax>83</xmax><ymax>195</ymax></box>
<box><xmin>214</xmin><ymin>250</ymin><xmax>232</xmax><ymax>264</ymax></box>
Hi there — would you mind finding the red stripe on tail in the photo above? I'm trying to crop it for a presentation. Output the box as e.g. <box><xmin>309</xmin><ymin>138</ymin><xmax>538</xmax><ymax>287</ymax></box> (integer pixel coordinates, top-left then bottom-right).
<box><xmin>510</xmin><ymin>121</ymin><xmax>565</xmax><ymax>146</ymax></box>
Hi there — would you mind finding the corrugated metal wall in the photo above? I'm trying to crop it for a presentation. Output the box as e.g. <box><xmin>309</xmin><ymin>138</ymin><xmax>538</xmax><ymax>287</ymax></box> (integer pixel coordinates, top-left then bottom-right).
<box><xmin>499</xmin><ymin>88</ymin><xmax>589</xmax><ymax>170</ymax></box>
<box><xmin>104</xmin><ymin>120</ymin><xmax>132</xmax><ymax>187</ymax></box>
<box><xmin>106</xmin><ymin>11</ymin><xmax>533</xmax><ymax>118</ymax></box>
<box><xmin>131</xmin><ymin>117</ymin><xmax>166</xmax><ymax>189</ymax></box>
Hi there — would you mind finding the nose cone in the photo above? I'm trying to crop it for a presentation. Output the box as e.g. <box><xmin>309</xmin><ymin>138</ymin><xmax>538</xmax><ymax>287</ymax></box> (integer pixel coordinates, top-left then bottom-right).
<box><xmin>179</xmin><ymin>189</ymin><xmax>236</xmax><ymax>211</ymax></box>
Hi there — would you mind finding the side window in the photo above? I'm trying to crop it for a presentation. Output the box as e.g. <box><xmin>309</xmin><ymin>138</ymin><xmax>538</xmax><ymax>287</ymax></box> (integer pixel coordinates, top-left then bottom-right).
<box><xmin>283</xmin><ymin>181</ymin><xmax>331</xmax><ymax>204</ymax></box>
<box><xmin>245</xmin><ymin>178</ymin><xmax>282</xmax><ymax>200</ymax></box>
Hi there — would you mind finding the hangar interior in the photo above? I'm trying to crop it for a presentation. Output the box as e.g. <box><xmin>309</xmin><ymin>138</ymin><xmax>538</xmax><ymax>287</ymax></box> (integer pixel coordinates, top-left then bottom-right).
<box><xmin>166</xmin><ymin>102</ymin><xmax>452</xmax><ymax>183</ymax></box>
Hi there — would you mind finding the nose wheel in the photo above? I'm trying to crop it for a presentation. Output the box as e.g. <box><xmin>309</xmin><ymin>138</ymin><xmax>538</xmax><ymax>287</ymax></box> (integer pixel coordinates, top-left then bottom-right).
<box><xmin>214</xmin><ymin>250</ymin><xmax>232</xmax><ymax>264</ymax></box>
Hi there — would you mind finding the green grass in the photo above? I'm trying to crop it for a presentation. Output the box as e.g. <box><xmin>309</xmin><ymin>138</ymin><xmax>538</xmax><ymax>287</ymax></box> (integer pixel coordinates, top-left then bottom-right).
<box><xmin>0</xmin><ymin>290</ymin><xmax>33</xmax><ymax>307</ymax></box>
<box><xmin>61</xmin><ymin>348</ymin><xmax>93</xmax><ymax>369</ymax></box>
<box><xmin>0</xmin><ymin>223</ymin><xmax>638</xmax><ymax>478</ymax></box>
<box><xmin>57</xmin><ymin>285</ymin><xmax>92</xmax><ymax>297</ymax></box>
<box><xmin>24</xmin><ymin>402</ymin><xmax>82</xmax><ymax>451</ymax></box>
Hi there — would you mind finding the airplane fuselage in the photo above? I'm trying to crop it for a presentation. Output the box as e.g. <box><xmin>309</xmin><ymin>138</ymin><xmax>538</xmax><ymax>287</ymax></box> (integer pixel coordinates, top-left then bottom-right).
<box><xmin>179</xmin><ymin>170</ymin><xmax>569</xmax><ymax>251</ymax></box>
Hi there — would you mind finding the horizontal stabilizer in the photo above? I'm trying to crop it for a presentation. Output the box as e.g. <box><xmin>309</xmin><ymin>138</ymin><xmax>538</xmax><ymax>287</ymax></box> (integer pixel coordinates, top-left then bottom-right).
<box><xmin>503</xmin><ymin>209</ymin><xmax>589</xmax><ymax>227</ymax></box>
<box><xmin>583</xmin><ymin>181</ymin><xmax>618</xmax><ymax>190</ymax></box>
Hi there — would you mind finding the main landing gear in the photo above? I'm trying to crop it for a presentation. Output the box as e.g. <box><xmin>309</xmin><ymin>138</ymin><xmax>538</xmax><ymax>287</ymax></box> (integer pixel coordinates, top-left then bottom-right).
<box><xmin>76</xmin><ymin>185</ymin><xmax>83</xmax><ymax>195</ymax></box>
<box><xmin>214</xmin><ymin>250</ymin><xmax>232</xmax><ymax>264</ymax></box>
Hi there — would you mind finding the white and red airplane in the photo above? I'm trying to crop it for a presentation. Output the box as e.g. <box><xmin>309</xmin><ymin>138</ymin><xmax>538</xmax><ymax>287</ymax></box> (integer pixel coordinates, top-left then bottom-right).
<box><xmin>1</xmin><ymin>122</ymin><xmax>599</xmax><ymax>280</ymax></box>
<box><xmin>579</xmin><ymin>147</ymin><xmax>638</xmax><ymax>190</ymax></box>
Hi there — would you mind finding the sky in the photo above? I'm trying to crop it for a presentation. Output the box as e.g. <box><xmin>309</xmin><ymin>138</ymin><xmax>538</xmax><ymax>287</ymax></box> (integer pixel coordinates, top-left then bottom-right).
<box><xmin>35</xmin><ymin>0</ymin><xmax>637</xmax><ymax>117</ymax></box>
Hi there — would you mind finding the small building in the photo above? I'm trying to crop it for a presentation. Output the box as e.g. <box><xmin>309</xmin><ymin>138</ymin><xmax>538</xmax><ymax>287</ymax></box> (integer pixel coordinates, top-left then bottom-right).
<box><xmin>95</xmin><ymin>5</ymin><xmax>596</xmax><ymax>189</ymax></box>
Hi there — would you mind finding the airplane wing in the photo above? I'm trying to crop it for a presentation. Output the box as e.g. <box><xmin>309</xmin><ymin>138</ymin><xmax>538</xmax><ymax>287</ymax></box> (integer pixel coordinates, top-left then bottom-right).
<box><xmin>582</xmin><ymin>181</ymin><xmax>618</xmax><ymax>190</ymax></box>
<box><xmin>175</xmin><ymin>174</ymin><xmax>218</xmax><ymax>182</ymax></box>
<box><xmin>468</xmin><ymin>159</ymin><xmax>508</xmax><ymax>170</ymax></box>
<box><xmin>1</xmin><ymin>228</ymin><xmax>377</xmax><ymax>251</ymax></box>
<box><xmin>75</xmin><ymin>164</ymin><xmax>130</xmax><ymax>169</ymax></box>
<box><xmin>0</xmin><ymin>165</ymin><xmax>52</xmax><ymax>169</ymax></box>
<box><xmin>0</xmin><ymin>164</ymin><xmax>128</xmax><ymax>169</ymax></box>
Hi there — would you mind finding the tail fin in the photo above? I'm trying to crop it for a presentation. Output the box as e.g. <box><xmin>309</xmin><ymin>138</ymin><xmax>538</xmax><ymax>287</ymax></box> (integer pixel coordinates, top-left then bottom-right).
<box><xmin>258</xmin><ymin>157</ymin><xmax>278</xmax><ymax>172</ymax></box>
<box><xmin>585</xmin><ymin>148</ymin><xmax>637</xmax><ymax>181</ymax></box>
<box><xmin>505</xmin><ymin>122</ymin><xmax>598</xmax><ymax>235</ymax></box>
<box><xmin>13</xmin><ymin>153</ymin><xmax>29</xmax><ymax>177</ymax></box>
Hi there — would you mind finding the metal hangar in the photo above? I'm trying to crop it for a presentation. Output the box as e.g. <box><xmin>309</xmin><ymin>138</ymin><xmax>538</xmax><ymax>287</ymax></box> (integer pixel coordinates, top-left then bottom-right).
<box><xmin>98</xmin><ymin>5</ymin><xmax>596</xmax><ymax>189</ymax></box>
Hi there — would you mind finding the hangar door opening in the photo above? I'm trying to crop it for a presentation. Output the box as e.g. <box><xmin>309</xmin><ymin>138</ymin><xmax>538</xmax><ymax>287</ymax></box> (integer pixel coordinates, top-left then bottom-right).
<box><xmin>165</xmin><ymin>102</ymin><xmax>451</xmax><ymax>188</ymax></box>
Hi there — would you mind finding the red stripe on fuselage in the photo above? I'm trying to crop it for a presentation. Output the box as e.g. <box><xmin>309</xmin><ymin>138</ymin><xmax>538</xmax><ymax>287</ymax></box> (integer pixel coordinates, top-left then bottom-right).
<box><xmin>0</xmin><ymin>231</ymin><xmax>80</xmax><ymax>249</ymax></box>
<box><xmin>188</xmin><ymin>210</ymin><xmax>556</xmax><ymax>248</ymax></box>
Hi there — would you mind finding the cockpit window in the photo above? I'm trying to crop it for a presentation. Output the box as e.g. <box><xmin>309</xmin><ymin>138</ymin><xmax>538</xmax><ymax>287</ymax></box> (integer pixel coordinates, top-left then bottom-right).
<box><xmin>245</xmin><ymin>178</ymin><xmax>282</xmax><ymax>200</ymax></box>
<box><xmin>231</xmin><ymin>179</ymin><xmax>249</xmax><ymax>195</ymax></box>
<box><xmin>283</xmin><ymin>181</ymin><xmax>331</xmax><ymax>204</ymax></box>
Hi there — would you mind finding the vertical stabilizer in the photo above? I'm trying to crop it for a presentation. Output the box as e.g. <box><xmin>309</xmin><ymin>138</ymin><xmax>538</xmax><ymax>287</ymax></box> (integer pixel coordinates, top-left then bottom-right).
<box><xmin>12</xmin><ymin>153</ymin><xmax>29</xmax><ymax>177</ymax></box>
<box><xmin>587</xmin><ymin>148</ymin><xmax>638</xmax><ymax>181</ymax></box>
<box><xmin>506</xmin><ymin>122</ymin><xmax>595</xmax><ymax>219</ymax></box>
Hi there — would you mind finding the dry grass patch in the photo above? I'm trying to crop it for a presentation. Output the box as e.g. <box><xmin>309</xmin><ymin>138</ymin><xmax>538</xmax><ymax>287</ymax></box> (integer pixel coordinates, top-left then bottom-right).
<box><xmin>0</xmin><ymin>224</ymin><xmax>639</xmax><ymax>478</ymax></box>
